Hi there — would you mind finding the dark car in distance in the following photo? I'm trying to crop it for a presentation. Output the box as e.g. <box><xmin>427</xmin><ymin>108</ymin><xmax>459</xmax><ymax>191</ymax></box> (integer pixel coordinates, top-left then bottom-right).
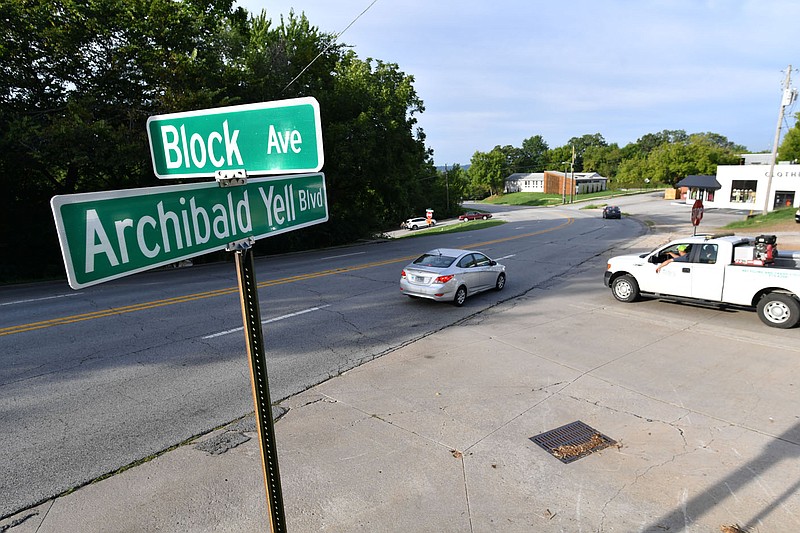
<box><xmin>602</xmin><ymin>206</ymin><xmax>621</xmax><ymax>219</ymax></box>
<box><xmin>459</xmin><ymin>211</ymin><xmax>492</xmax><ymax>221</ymax></box>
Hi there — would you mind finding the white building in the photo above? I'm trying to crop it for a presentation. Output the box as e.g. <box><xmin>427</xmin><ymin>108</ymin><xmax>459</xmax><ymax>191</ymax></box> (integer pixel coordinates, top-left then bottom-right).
<box><xmin>685</xmin><ymin>156</ymin><xmax>800</xmax><ymax>211</ymax></box>
<box><xmin>504</xmin><ymin>171</ymin><xmax>608</xmax><ymax>194</ymax></box>
<box><xmin>504</xmin><ymin>172</ymin><xmax>545</xmax><ymax>193</ymax></box>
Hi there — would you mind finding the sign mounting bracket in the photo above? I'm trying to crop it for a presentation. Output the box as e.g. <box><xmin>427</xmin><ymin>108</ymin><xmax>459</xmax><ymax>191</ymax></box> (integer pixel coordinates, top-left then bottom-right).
<box><xmin>215</xmin><ymin>169</ymin><xmax>247</xmax><ymax>187</ymax></box>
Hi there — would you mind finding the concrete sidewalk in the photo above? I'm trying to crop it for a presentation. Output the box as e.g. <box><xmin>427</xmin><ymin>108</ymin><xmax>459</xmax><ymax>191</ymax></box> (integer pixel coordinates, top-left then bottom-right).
<box><xmin>4</xmin><ymin>235</ymin><xmax>800</xmax><ymax>533</ymax></box>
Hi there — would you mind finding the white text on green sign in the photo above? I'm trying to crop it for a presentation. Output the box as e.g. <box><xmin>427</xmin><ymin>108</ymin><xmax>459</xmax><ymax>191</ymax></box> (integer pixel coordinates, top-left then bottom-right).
<box><xmin>51</xmin><ymin>174</ymin><xmax>328</xmax><ymax>289</ymax></box>
<box><xmin>147</xmin><ymin>97</ymin><xmax>323</xmax><ymax>179</ymax></box>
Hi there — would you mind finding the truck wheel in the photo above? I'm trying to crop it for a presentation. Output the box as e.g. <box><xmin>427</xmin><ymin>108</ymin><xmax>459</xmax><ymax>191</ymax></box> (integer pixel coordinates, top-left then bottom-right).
<box><xmin>611</xmin><ymin>274</ymin><xmax>640</xmax><ymax>303</ymax></box>
<box><xmin>453</xmin><ymin>285</ymin><xmax>467</xmax><ymax>307</ymax></box>
<box><xmin>757</xmin><ymin>293</ymin><xmax>800</xmax><ymax>329</ymax></box>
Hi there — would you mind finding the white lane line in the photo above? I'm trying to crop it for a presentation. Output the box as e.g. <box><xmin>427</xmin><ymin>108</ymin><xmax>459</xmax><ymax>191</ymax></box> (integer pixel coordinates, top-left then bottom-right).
<box><xmin>494</xmin><ymin>254</ymin><xmax>516</xmax><ymax>261</ymax></box>
<box><xmin>1</xmin><ymin>293</ymin><xmax>78</xmax><ymax>306</ymax></box>
<box><xmin>321</xmin><ymin>251</ymin><xmax>366</xmax><ymax>260</ymax></box>
<box><xmin>202</xmin><ymin>305</ymin><xmax>331</xmax><ymax>339</ymax></box>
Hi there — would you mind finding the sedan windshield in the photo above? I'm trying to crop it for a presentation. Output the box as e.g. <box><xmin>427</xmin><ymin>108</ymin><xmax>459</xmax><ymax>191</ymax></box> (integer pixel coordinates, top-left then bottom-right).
<box><xmin>412</xmin><ymin>254</ymin><xmax>457</xmax><ymax>268</ymax></box>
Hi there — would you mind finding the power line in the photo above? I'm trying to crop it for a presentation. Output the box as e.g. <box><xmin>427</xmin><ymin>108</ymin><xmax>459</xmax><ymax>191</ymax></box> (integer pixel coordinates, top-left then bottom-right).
<box><xmin>282</xmin><ymin>0</ymin><xmax>380</xmax><ymax>94</ymax></box>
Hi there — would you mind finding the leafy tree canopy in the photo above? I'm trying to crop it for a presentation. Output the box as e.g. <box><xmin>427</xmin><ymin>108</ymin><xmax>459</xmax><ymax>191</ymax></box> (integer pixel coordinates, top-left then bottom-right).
<box><xmin>778</xmin><ymin>112</ymin><xmax>800</xmax><ymax>163</ymax></box>
<box><xmin>0</xmin><ymin>0</ymin><xmax>434</xmax><ymax>280</ymax></box>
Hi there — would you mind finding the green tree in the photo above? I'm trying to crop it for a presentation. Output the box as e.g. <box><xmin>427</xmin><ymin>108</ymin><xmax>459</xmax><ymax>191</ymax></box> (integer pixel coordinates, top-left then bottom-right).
<box><xmin>614</xmin><ymin>156</ymin><xmax>650</xmax><ymax>188</ymax></box>
<box><xmin>0</xmin><ymin>0</ymin><xmax>250</xmax><ymax>280</ymax></box>
<box><xmin>516</xmin><ymin>135</ymin><xmax>549</xmax><ymax>172</ymax></box>
<box><xmin>468</xmin><ymin>148</ymin><xmax>506</xmax><ymax>197</ymax></box>
<box><xmin>583</xmin><ymin>143</ymin><xmax>622</xmax><ymax>178</ymax></box>
<box><xmin>566</xmin><ymin>133</ymin><xmax>607</xmax><ymax>171</ymax></box>
<box><xmin>317</xmin><ymin>53</ymin><xmax>432</xmax><ymax>242</ymax></box>
<box><xmin>0</xmin><ymin>1</ymin><xmax>434</xmax><ymax>279</ymax></box>
<box><xmin>624</xmin><ymin>129</ymin><xmax>688</xmax><ymax>159</ymax></box>
<box><xmin>778</xmin><ymin>112</ymin><xmax>800</xmax><ymax>162</ymax></box>
<box><xmin>546</xmin><ymin>145</ymin><xmax>574</xmax><ymax>172</ymax></box>
<box><xmin>638</xmin><ymin>136</ymin><xmax>740</xmax><ymax>186</ymax></box>
<box><xmin>439</xmin><ymin>164</ymin><xmax>469</xmax><ymax>212</ymax></box>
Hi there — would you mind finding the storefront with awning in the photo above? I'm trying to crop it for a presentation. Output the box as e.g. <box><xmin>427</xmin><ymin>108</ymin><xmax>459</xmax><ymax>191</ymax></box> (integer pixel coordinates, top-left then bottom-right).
<box><xmin>675</xmin><ymin>175</ymin><xmax>722</xmax><ymax>204</ymax></box>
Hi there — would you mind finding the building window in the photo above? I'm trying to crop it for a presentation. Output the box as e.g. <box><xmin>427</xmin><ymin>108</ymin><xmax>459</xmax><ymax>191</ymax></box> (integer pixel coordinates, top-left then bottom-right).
<box><xmin>730</xmin><ymin>180</ymin><xmax>757</xmax><ymax>203</ymax></box>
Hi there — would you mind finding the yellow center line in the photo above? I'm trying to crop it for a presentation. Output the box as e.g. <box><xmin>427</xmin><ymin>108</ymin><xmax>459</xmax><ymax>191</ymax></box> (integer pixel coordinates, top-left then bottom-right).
<box><xmin>1</xmin><ymin>218</ymin><xmax>573</xmax><ymax>336</ymax></box>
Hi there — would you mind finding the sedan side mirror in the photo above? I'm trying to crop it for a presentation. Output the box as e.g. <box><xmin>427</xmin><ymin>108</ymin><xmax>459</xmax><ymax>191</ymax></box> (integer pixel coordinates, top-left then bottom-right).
<box><xmin>489</xmin><ymin>260</ymin><xmax>497</xmax><ymax>266</ymax></box>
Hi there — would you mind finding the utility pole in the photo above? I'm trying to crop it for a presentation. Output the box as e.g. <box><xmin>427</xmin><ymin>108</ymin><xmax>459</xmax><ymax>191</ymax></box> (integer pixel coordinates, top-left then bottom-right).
<box><xmin>763</xmin><ymin>65</ymin><xmax>797</xmax><ymax>215</ymax></box>
<box><xmin>569</xmin><ymin>144</ymin><xmax>576</xmax><ymax>204</ymax></box>
<box><xmin>444</xmin><ymin>164</ymin><xmax>450</xmax><ymax>211</ymax></box>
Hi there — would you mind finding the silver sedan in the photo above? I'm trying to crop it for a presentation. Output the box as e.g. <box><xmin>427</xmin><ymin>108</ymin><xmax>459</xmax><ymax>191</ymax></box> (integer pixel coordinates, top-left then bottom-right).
<box><xmin>400</xmin><ymin>248</ymin><xmax>506</xmax><ymax>306</ymax></box>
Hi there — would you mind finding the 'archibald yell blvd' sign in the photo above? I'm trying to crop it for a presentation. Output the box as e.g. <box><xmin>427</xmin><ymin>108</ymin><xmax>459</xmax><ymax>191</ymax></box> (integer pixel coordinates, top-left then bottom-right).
<box><xmin>51</xmin><ymin>173</ymin><xmax>328</xmax><ymax>289</ymax></box>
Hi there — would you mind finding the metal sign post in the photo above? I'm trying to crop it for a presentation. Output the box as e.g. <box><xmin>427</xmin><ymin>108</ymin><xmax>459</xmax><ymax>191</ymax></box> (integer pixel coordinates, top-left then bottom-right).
<box><xmin>233</xmin><ymin>238</ymin><xmax>286</xmax><ymax>533</ymax></box>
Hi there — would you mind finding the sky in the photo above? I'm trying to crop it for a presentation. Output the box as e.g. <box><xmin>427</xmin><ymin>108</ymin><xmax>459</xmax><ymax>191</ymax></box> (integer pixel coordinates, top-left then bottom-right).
<box><xmin>238</xmin><ymin>0</ymin><xmax>800</xmax><ymax>166</ymax></box>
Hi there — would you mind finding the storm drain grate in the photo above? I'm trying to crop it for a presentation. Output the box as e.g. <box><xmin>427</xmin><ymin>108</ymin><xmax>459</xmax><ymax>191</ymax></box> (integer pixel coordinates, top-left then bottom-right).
<box><xmin>530</xmin><ymin>420</ymin><xmax>616</xmax><ymax>464</ymax></box>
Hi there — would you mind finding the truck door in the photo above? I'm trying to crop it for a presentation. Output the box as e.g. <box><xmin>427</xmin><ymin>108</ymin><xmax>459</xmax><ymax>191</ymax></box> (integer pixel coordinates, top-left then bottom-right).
<box><xmin>647</xmin><ymin>245</ymin><xmax>694</xmax><ymax>298</ymax></box>
<box><xmin>690</xmin><ymin>244</ymin><xmax>725</xmax><ymax>300</ymax></box>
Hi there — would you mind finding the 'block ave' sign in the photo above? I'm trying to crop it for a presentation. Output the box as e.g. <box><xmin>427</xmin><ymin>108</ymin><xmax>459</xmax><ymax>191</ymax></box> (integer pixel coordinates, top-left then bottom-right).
<box><xmin>147</xmin><ymin>97</ymin><xmax>323</xmax><ymax>179</ymax></box>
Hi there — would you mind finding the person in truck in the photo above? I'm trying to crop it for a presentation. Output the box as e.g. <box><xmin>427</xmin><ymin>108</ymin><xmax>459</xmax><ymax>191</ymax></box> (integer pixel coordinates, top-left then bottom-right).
<box><xmin>656</xmin><ymin>245</ymin><xmax>689</xmax><ymax>273</ymax></box>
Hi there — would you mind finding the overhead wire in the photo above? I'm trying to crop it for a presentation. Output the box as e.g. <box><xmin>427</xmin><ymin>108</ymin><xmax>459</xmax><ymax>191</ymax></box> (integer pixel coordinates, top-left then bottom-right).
<box><xmin>281</xmin><ymin>0</ymin><xmax>380</xmax><ymax>93</ymax></box>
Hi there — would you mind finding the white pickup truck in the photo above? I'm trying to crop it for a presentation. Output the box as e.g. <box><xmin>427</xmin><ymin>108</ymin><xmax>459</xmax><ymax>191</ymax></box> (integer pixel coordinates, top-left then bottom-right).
<box><xmin>604</xmin><ymin>234</ymin><xmax>800</xmax><ymax>328</ymax></box>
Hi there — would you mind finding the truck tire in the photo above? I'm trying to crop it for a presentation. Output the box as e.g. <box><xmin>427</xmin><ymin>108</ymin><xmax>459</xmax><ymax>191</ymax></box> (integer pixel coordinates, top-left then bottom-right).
<box><xmin>611</xmin><ymin>274</ymin><xmax>640</xmax><ymax>303</ymax></box>
<box><xmin>757</xmin><ymin>293</ymin><xmax>800</xmax><ymax>329</ymax></box>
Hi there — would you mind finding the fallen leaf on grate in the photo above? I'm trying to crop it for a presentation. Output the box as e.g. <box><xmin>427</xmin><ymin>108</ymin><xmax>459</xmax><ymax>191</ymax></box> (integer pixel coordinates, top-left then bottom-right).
<box><xmin>720</xmin><ymin>525</ymin><xmax>748</xmax><ymax>533</ymax></box>
<box><xmin>552</xmin><ymin>433</ymin><xmax>606</xmax><ymax>459</ymax></box>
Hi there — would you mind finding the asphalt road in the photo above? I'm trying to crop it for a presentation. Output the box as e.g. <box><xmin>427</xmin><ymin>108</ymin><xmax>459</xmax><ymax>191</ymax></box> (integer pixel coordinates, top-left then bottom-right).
<box><xmin>0</xmin><ymin>193</ymin><xmax>740</xmax><ymax>518</ymax></box>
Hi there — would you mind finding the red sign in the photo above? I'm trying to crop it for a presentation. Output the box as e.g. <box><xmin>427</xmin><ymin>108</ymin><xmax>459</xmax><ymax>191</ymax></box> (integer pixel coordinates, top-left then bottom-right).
<box><xmin>691</xmin><ymin>199</ymin><xmax>704</xmax><ymax>226</ymax></box>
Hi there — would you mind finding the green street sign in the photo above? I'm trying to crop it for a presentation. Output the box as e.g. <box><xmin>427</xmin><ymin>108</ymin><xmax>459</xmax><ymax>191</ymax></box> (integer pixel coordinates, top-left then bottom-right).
<box><xmin>51</xmin><ymin>174</ymin><xmax>328</xmax><ymax>289</ymax></box>
<box><xmin>147</xmin><ymin>97</ymin><xmax>323</xmax><ymax>179</ymax></box>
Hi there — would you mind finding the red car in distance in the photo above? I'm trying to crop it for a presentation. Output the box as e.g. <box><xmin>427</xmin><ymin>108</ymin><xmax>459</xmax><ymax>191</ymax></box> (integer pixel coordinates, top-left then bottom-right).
<box><xmin>459</xmin><ymin>211</ymin><xmax>492</xmax><ymax>221</ymax></box>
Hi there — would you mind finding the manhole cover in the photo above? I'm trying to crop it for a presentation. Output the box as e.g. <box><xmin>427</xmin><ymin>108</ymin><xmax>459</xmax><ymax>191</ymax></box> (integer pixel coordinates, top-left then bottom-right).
<box><xmin>530</xmin><ymin>420</ymin><xmax>616</xmax><ymax>464</ymax></box>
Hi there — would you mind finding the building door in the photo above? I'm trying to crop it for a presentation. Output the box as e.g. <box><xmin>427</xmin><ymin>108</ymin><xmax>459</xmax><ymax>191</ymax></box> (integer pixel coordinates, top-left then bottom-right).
<box><xmin>774</xmin><ymin>191</ymin><xmax>795</xmax><ymax>209</ymax></box>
